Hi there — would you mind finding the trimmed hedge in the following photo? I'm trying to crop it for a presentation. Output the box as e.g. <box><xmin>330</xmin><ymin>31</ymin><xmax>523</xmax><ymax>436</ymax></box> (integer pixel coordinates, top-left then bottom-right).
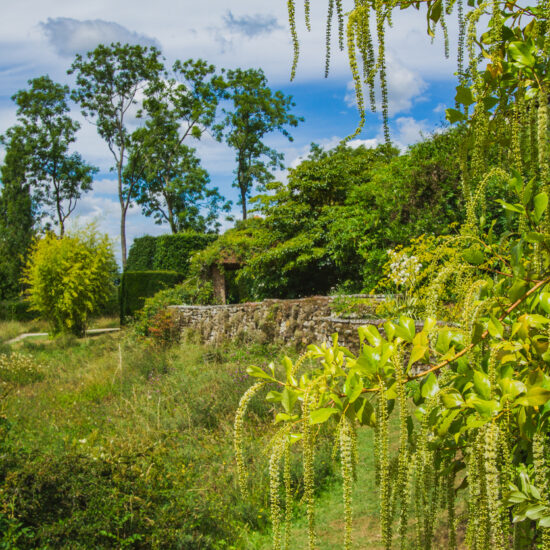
<box><xmin>126</xmin><ymin>233</ymin><xmax>217</xmax><ymax>275</ymax></box>
<box><xmin>125</xmin><ymin>236</ymin><xmax>157</xmax><ymax>271</ymax></box>
<box><xmin>119</xmin><ymin>271</ymin><xmax>185</xmax><ymax>322</ymax></box>
<box><xmin>0</xmin><ymin>299</ymin><xmax>38</xmax><ymax>321</ymax></box>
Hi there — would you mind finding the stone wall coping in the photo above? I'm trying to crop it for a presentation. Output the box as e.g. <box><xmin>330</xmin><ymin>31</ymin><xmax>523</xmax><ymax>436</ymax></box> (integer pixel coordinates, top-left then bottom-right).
<box><xmin>168</xmin><ymin>294</ymin><xmax>385</xmax><ymax>311</ymax></box>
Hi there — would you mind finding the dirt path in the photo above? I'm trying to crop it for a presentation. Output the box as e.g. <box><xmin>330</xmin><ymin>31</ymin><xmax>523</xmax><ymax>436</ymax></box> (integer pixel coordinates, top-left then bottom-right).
<box><xmin>6</xmin><ymin>327</ymin><xmax>120</xmax><ymax>344</ymax></box>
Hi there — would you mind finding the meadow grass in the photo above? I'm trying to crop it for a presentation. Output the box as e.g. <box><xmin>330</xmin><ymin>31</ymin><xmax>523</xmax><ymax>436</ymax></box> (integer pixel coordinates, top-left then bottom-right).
<box><xmin>0</xmin><ymin>329</ymin><xmax>461</xmax><ymax>549</ymax></box>
<box><xmin>0</xmin><ymin>315</ymin><xmax>119</xmax><ymax>344</ymax></box>
<box><xmin>0</xmin><ymin>331</ymin><xmax>338</xmax><ymax>548</ymax></box>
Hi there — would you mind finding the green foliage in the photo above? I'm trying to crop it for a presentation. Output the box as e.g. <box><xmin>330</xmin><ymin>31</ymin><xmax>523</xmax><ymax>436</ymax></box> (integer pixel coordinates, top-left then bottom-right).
<box><xmin>215</xmin><ymin>68</ymin><xmax>302</xmax><ymax>219</ymax></box>
<box><xmin>22</xmin><ymin>227</ymin><xmax>117</xmax><ymax>336</ymax></box>
<box><xmin>0</xmin><ymin>300</ymin><xmax>38</xmax><ymax>322</ymax></box>
<box><xmin>69</xmin><ymin>42</ymin><xmax>165</xmax><ymax>266</ymax></box>
<box><xmin>205</xmin><ymin>134</ymin><xmax>466</xmax><ymax>300</ymax></box>
<box><xmin>8</xmin><ymin>75</ymin><xmax>97</xmax><ymax>235</ymax></box>
<box><xmin>125</xmin><ymin>235</ymin><xmax>157</xmax><ymax>271</ymax></box>
<box><xmin>152</xmin><ymin>233</ymin><xmax>217</xmax><ymax>273</ymax></box>
<box><xmin>132</xmin><ymin>276</ymin><xmax>215</xmax><ymax>336</ymax></box>
<box><xmin>0</xmin><ymin>333</ymin><xmax>338</xmax><ymax>548</ymax></box>
<box><xmin>238</xmin><ymin>1</ymin><xmax>550</xmax><ymax>549</ymax></box>
<box><xmin>128</xmin><ymin>59</ymin><xmax>230</xmax><ymax>233</ymax></box>
<box><xmin>119</xmin><ymin>270</ymin><xmax>184</xmax><ymax>322</ymax></box>
<box><xmin>126</xmin><ymin>232</ymin><xmax>216</xmax><ymax>273</ymax></box>
<box><xmin>0</xmin><ymin>126</ymin><xmax>35</xmax><ymax>300</ymax></box>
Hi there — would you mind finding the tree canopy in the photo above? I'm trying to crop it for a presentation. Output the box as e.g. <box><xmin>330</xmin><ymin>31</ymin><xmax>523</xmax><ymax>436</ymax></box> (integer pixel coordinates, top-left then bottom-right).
<box><xmin>69</xmin><ymin>43</ymin><xmax>165</xmax><ymax>267</ymax></box>
<box><xmin>9</xmin><ymin>75</ymin><xmax>96</xmax><ymax>235</ymax></box>
<box><xmin>236</xmin><ymin>1</ymin><xmax>550</xmax><ymax>550</ymax></box>
<box><xmin>215</xmin><ymin>68</ymin><xmax>302</xmax><ymax>220</ymax></box>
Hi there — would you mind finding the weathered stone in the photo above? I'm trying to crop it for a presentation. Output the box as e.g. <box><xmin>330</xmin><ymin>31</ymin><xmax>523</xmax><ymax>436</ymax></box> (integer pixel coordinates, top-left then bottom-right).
<box><xmin>170</xmin><ymin>295</ymin><xmax>387</xmax><ymax>352</ymax></box>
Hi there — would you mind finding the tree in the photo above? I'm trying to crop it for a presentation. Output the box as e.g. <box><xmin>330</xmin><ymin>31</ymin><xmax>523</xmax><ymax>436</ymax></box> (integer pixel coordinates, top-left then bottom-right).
<box><xmin>130</xmin><ymin>141</ymin><xmax>229</xmax><ymax>233</ymax></box>
<box><xmin>10</xmin><ymin>75</ymin><xmax>97</xmax><ymax>235</ymax></box>
<box><xmin>22</xmin><ymin>225</ymin><xmax>117</xmax><ymax>336</ymax></box>
<box><xmin>239</xmin><ymin>142</ymin><xmax>396</xmax><ymax>297</ymax></box>
<box><xmin>215</xmin><ymin>68</ymin><xmax>302</xmax><ymax>220</ymax></box>
<box><xmin>69</xmin><ymin>43</ymin><xmax>164</xmax><ymax>267</ymax></box>
<box><xmin>0</xmin><ymin>126</ymin><xmax>35</xmax><ymax>299</ymax></box>
<box><xmin>127</xmin><ymin>59</ymin><xmax>230</xmax><ymax>233</ymax></box>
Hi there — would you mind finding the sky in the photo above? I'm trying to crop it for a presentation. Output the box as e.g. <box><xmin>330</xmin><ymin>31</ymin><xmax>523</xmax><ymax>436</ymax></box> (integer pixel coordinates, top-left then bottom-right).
<box><xmin>0</xmin><ymin>0</ymin><xmax>462</xmax><ymax>265</ymax></box>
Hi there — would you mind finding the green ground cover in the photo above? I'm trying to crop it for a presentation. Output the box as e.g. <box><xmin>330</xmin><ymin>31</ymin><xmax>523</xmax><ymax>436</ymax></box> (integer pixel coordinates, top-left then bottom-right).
<box><xmin>0</xmin><ymin>325</ymin><xmax>464</xmax><ymax>549</ymax></box>
<box><xmin>0</xmin><ymin>330</ymin><xmax>343</xmax><ymax>548</ymax></box>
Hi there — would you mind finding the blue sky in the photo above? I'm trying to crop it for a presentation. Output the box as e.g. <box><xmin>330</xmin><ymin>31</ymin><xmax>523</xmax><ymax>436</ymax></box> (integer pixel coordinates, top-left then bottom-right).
<box><xmin>0</xmin><ymin>0</ymin><xmax>462</xmax><ymax>264</ymax></box>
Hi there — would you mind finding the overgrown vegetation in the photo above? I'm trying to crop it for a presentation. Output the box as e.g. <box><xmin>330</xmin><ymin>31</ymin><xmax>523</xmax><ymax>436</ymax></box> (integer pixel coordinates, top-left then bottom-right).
<box><xmin>0</xmin><ymin>329</ymin><xmax>344</xmax><ymax>549</ymax></box>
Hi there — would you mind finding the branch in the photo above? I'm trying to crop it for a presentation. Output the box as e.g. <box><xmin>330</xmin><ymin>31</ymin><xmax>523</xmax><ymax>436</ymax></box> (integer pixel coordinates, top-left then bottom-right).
<box><xmin>408</xmin><ymin>274</ymin><xmax>550</xmax><ymax>380</ymax></box>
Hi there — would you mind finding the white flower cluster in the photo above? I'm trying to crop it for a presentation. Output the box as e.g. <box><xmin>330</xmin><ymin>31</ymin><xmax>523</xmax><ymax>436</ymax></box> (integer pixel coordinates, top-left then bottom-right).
<box><xmin>387</xmin><ymin>249</ymin><xmax>421</xmax><ymax>289</ymax></box>
<box><xmin>0</xmin><ymin>352</ymin><xmax>44</xmax><ymax>385</ymax></box>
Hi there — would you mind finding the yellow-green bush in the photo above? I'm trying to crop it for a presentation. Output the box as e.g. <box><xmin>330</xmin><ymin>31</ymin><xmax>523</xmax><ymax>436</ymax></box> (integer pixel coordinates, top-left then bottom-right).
<box><xmin>22</xmin><ymin>226</ymin><xmax>118</xmax><ymax>336</ymax></box>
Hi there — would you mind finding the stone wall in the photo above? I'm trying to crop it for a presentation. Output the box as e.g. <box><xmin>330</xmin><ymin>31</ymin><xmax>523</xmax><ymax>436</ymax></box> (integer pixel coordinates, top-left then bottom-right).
<box><xmin>170</xmin><ymin>295</ymin><xmax>387</xmax><ymax>351</ymax></box>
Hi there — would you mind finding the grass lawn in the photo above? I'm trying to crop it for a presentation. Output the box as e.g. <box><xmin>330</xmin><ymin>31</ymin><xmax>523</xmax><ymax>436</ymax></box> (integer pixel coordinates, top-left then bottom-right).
<box><xmin>0</xmin><ymin>315</ymin><xmax>119</xmax><ymax>344</ymax></box>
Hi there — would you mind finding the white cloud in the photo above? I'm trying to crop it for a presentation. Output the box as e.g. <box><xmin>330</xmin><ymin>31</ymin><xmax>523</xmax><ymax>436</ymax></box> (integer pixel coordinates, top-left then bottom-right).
<box><xmin>392</xmin><ymin>116</ymin><xmax>430</xmax><ymax>149</ymax></box>
<box><xmin>345</xmin><ymin>55</ymin><xmax>427</xmax><ymax>117</ymax></box>
<box><xmin>39</xmin><ymin>17</ymin><xmax>160</xmax><ymax>58</ymax></box>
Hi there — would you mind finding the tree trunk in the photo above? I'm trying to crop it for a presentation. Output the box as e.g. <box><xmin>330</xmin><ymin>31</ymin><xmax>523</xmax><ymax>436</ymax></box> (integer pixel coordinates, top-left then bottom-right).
<box><xmin>57</xmin><ymin>201</ymin><xmax>65</xmax><ymax>236</ymax></box>
<box><xmin>241</xmin><ymin>188</ymin><xmax>247</xmax><ymax>220</ymax></box>
<box><xmin>118</xmin><ymin>159</ymin><xmax>127</xmax><ymax>269</ymax></box>
<box><xmin>165</xmin><ymin>185</ymin><xmax>177</xmax><ymax>233</ymax></box>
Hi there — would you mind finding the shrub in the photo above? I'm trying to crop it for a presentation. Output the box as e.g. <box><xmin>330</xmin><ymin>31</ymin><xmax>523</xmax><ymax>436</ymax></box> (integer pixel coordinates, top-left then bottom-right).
<box><xmin>132</xmin><ymin>276</ymin><xmax>215</xmax><ymax>336</ymax></box>
<box><xmin>0</xmin><ymin>300</ymin><xmax>38</xmax><ymax>322</ymax></box>
<box><xmin>147</xmin><ymin>309</ymin><xmax>181</xmax><ymax>349</ymax></box>
<box><xmin>124</xmin><ymin>235</ymin><xmax>157</xmax><ymax>271</ymax></box>
<box><xmin>22</xmin><ymin>227</ymin><xmax>117</xmax><ymax>336</ymax></box>
<box><xmin>126</xmin><ymin>233</ymin><xmax>216</xmax><ymax>274</ymax></box>
<box><xmin>119</xmin><ymin>271</ymin><xmax>185</xmax><ymax>322</ymax></box>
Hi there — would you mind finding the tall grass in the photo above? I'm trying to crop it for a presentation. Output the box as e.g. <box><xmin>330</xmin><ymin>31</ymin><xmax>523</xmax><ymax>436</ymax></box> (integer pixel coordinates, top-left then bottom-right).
<box><xmin>0</xmin><ymin>331</ymin><xmax>337</xmax><ymax>548</ymax></box>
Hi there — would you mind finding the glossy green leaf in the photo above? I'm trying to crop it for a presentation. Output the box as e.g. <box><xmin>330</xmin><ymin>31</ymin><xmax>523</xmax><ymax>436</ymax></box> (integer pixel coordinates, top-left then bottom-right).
<box><xmin>508</xmin><ymin>41</ymin><xmax>536</xmax><ymax>67</ymax></box>
<box><xmin>408</xmin><ymin>345</ymin><xmax>428</xmax><ymax>367</ymax></box>
<box><xmin>539</xmin><ymin>516</ymin><xmax>550</xmax><ymax>528</ymax></box>
<box><xmin>441</xmin><ymin>391</ymin><xmax>464</xmax><ymax>408</ymax></box>
<box><xmin>309</xmin><ymin>407</ymin><xmax>339</xmax><ymax>424</ymax></box>
<box><xmin>395</xmin><ymin>316</ymin><xmax>416</xmax><ymax>343</ymax></box>
<box><xmin>473</xmin><ymin>370</ymin><xmax>492</xmax><ymax>400</ymax></box>
<box><xmin>266</xmin><ymin>390</ymin><xmax>283</xmax><ymax>403</ymax></box>
<box><xmin>358</xmin><ymin>325</ymin><xmax>383</xmax><ymax>347</ymax></box>
<box><xmin>471</xmin><ymin>398</ymin><xmax>499</xmax><ymax>418</ymax></box>
<box><xmin>455</xmin><ymin>85</ymin><xmax>474</xmax><ymax>106</ymax></box>
<box><xmin>539</xmin><ymin>293</ymin><xmax>550</xmax><ymax>314</ymax></box>
<box><xmin>496</xmin><ymin>199</ymin><xmax>524</xmax><ymax>214</ymax></box>
<box><xmin>421</xmin><ymin>372</ymin><xmax>439</xmax><ymax>398</ymax></box>
<box><xmin>247</xmin><ymin>365</ymin><xmax>275</xmax><ymax>381</ymax></box>
<box><xmin>445</xmin><ymin>108</ymin><xmax>466</xmax><ymax>124</ymax></box>
<box><xmin>515</xmin><ymin>387</ymin><xmax>550</xmax><ymax>407</ymax></box>
<box><xmin>282</xmin><ymin>356</ymin><xmax>293</xmax><ymax>381</ymax></box>
<box><xmin>281</xmin><ymin>387</ymin><xmax>298</xmax><ymax>414</ymax></box>
<box><xmin>499</xmin><ymin>378</ymin><xmax>526</xmax><ymax>400</ymax></box>
<box><xmin>344</xmin><ymin>371</ymin><xmax>363</xmax><ymax>403</ymax></box>
<box><xmin>533</xmin><ymin>192</ymin><xmax>548</xmax><ymax>224</ymax></box>
<box><xmin>355</xmin><ymin>398</ymin><xmax>375</xmax><ymax>426</ymax></box>
<box><xmin>487</xmin><ymin>315</ymin><xmax>503</xmax><ymax>339</ymax></box>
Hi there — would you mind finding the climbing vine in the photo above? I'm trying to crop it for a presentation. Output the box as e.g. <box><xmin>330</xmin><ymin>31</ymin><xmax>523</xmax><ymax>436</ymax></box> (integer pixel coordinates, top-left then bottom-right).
<box><xmin>236</xmin><ymin>0</ymin><xmax>550</xmax><ymax>548</ymax></box>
